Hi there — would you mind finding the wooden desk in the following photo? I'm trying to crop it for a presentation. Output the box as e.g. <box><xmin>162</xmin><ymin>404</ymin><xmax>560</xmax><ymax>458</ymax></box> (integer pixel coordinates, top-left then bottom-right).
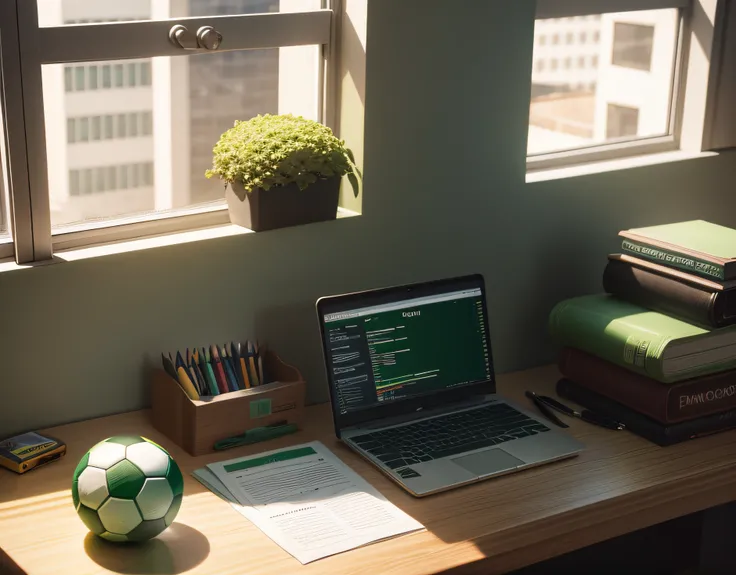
<box><xmin>2</xmin><ymin>365</ymin><xmax>736</xmax><ymax>575</ymax></box>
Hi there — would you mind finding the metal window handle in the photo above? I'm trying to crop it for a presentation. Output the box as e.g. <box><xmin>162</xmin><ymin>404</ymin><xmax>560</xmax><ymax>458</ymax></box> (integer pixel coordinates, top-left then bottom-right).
<box><xmin>196</xmin><ymin>26</ymin><xmax>223</xmax><ymax>50</ymax></box>
<box><xmin>169</xmin><ymin>24</ymin><xmax>198</xmax><ymax>50</ymax></box>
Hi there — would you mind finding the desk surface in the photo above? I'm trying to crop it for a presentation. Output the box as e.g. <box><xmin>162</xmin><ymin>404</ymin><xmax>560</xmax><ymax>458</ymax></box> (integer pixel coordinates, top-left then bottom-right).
<box><xmin>2</xmin><ymin>365</ymin><xmax>736</xmax><ymax>575</ymax></box>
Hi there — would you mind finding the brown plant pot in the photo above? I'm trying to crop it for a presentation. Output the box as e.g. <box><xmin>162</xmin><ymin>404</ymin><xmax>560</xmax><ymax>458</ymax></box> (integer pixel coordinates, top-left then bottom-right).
<box><xmin>226</xmin><ymin>177</ymin><xmax>340</xmax><ymax>232</ymax></box>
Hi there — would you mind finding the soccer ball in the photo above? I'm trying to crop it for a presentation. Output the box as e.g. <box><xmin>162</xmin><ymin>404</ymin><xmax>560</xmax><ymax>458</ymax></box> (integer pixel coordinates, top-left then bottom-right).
<box><xmin>72</xmin><ymin>436</ymin><xmax>183</xmax><ymax>543</ymax></box>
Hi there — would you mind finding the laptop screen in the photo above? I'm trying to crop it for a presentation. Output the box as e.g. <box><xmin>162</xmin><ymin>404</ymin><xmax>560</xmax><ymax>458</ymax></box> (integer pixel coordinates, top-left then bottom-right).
<box><xmin>317</xmin><ymin>275</ymin><xmax>495</xmax><ymax>432</ymax></box>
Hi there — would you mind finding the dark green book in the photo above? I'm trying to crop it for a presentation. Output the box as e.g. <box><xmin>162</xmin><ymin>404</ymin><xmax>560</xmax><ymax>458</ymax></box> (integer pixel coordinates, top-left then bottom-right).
<box><xmin>549</xmin><ymin>294</ymin><xmax>736</xmax><ymax>383</ymax></box>
<box><xmin>620</xmin><ymin>220</ymin><xmax>736</xmax><ymax>281</ymax></box>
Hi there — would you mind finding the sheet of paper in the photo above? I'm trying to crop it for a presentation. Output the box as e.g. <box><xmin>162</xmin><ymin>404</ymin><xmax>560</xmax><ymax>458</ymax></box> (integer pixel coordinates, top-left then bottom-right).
<box><xmin>204</xmin><ymin>440</ymin><xmax>424</xmax><ymax>564</ymax></box>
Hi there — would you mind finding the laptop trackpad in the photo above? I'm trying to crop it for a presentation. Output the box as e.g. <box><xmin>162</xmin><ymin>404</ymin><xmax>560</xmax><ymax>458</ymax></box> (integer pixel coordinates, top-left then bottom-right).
<box><xmin>451</xmin><ymin>448</ymin><xmax>524</xmax><ymax>477</ymax></box>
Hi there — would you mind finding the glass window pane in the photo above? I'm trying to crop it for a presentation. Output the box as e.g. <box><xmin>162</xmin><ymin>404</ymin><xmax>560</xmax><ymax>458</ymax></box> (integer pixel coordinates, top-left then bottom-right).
<box><xmin>42</xmin><ymin>46</ymin><xmax>318</xmax><ymax>230</ymax></box>
<box><xmin>128</xmin><ymin>113</ymin><xmax>139</xmax><ymax>137</ymax></box>
<box><xmin>69</xmin><ymin>170</ymin><xmax>80</xmax><ymax>196</ymax></box>
<box><xmin>75</xmin><ymin>66</ymin><xmax>85</xmax><ymax>91</ymax></box>
<box><xmin>141</xmin><ymin>111</ymin><xmax>153</xmax><ymax>136</ymax></box>
<box><xmin>143</xmin><ymin>163</ymin><xmax>154</xmax><ymax>186</ymax></box>
<box><xmin>119</xmin><ymin>165</ymin><xmax>128</xmax><ymax>189</ymax></box>
<box><xmin>128</xmin><ymin>164</ymin><xmax>139</xmax><ymax>188</ymax></box>
<box><xmin>38</xmin><ymin>0</ymin><xmax>320</xmax><ymax>26</ymax></box>
<box><xmin>67</xmin><ymin>118</ymin><xmax>76</xmax><ymax>144</ymax></box>
<box><xmin>117</xmin><ymin>114</ymin><xmax>127</xmax><ymax>138</ymax></box>
<box><xmin>64</xmin><ymin>67</ymin><xmax>73</xmax><ymax>92</ymax></box>
<box><xmin>88</xmin><ymin>66</ymin><xmax>98</xmax><ymax>90</ymax></box>
<box><xmin>139</xmin><ymin>62</ymin><xmax>152</xmax><ymax>86</ymax></box>
<box><xmin>103</xmin><ymin>115</ymin><xmax>114</xmax><ymax>139</ymax></box>
<box><xmin>78</xmin><ymin>117</ymin><xmax>89</xmax><ymax>142</ymax></box>
<box><xmin>612</xmin><ymin>22</ymin><xmax>655</xmax><ymax>71</ymax></box>
<box><xmin>82</xmin><ymin>169</ymin><xmax>93</xmax><ymax>195</ymax></box>
<box><xmin>528</xmin><ymin>9</ymin><xmax>678</xmax><ymax>156</ymax></box>
<box><xmin>114</xmin><ymin>64</ymin><xmax>124</xmax><ymax>88</ymax></box>
<box><xmin>95</xmin><ymin>167</ymin><xmax>106</xmax><ymax>192</ymax></box>
<box><xmin>606</xmin><ymin>104</ymin><xmax>639</xmax><ymax>138</ymax></box>
<box><xmin>127</xmin><ymin>63</ymin><xmax>137</xmax><ymax>87</ymax></box>
<box><xmin>107</xmin><ymin>166</ymin><xmax>117</xmax><ymax>190</ymax></box>
<box><xmin>91</xmin><ymin>116</ymin><xmax>102</xmax><ymax>140</ymax></box>
<box><xmin>102</xmin><ymin>65</ymin><xmax>112</xmax><ymax>88</ymax></box>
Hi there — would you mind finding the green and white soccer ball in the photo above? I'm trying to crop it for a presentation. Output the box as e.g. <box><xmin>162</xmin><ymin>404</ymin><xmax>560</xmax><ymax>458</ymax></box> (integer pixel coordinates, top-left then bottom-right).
<box><xmin>72</xmin><ymin>436</ymin><xmax>183</xmax><ymax>543</ymax></box>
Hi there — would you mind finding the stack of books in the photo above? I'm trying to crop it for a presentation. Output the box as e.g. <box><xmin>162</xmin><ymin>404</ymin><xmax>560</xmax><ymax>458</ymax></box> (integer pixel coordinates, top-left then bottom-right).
<box><xmin>550</xmin><ymin>220</ymin><xmax>736</xmax><ymax>446</ymax></box>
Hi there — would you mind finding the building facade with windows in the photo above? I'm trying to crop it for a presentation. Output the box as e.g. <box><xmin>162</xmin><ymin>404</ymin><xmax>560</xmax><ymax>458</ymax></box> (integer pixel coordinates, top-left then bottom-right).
<box><xmin>39</xmin><ymin>0</ymin><xmax>279</xmax><ymax>228</ymax></box>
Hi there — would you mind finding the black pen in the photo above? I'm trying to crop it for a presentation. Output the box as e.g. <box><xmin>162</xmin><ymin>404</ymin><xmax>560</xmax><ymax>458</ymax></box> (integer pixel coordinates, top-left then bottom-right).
<box><xmin>537</xmin><ymin>394</ymin><xmax>625</xmax><ymax>431</ymax></box>
<box><xmin>525</xmin><ymin>391</ymin><xmax>568</xmax><ymax>428</ymax></box>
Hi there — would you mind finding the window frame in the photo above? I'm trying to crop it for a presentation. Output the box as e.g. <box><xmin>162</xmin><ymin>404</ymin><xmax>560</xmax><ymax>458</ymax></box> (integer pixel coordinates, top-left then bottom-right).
<box><xmin>0</xmin><ymin>0</ymin><xmax>340</xmax><ymax>263</ymax></box>
<box><xmin>527</xmin><ymin>0</ymin><xmax>711</xmax><ymax>172</ymax></box>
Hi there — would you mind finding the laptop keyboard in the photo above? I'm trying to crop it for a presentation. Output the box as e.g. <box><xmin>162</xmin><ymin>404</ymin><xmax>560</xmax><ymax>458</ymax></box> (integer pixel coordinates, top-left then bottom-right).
<box><xmin>349</xmin><ymin>403</ymin><xmax>550</xmax><ymax>470</ymax></box>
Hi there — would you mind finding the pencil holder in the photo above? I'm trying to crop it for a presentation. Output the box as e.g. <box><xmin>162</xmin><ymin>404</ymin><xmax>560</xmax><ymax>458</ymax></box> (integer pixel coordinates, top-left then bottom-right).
<box><xmin>151</xmin><ymin>351</ymin><xmax>306</xmax><ymax>456</ymax></box>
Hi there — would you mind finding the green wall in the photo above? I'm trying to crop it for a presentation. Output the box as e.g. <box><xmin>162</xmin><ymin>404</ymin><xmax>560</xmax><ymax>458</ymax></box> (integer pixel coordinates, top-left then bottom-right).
<box><xmin>1</xmin><ymin>0</ymin><xmax>735</xmax><ymax>437</ymax></box>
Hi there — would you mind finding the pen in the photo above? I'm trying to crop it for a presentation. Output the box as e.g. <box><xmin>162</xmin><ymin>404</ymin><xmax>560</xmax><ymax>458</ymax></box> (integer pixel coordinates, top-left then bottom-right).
<box><xmin>537</xmin><ymin>393</ymin><xmax>625</xmax><ymax>431</ymax></box>
<box><xmin>525</xmin><ymin>391</ymin><xmax>568</xmax><ymax>428</ymax></box>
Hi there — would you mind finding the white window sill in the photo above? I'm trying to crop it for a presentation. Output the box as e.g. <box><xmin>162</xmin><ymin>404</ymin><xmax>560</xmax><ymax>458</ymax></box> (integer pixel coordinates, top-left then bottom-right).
<box><xmin>526</xmin><ymin>149</ymin><xmax>719</xmax><ymax>183</ymax></box>
<box><xmin>0</xmin><ymin>207</ymin><xmax>359</xmax><ymax>274</ymax></box>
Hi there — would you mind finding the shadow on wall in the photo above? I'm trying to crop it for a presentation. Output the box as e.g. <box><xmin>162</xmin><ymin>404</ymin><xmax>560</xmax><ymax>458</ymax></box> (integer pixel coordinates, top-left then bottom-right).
<box><xmin>254</xmin><ymin>300</ymin><xmax>331</xmax><ymax>405</ymax></box>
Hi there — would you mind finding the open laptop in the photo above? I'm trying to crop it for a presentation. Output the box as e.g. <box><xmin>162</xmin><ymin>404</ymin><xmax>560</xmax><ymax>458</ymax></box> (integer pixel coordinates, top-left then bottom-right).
<box><xmin>316</xmin><ymin>274</ymin><xmax>584</xmax><ymax>497</ymax></box>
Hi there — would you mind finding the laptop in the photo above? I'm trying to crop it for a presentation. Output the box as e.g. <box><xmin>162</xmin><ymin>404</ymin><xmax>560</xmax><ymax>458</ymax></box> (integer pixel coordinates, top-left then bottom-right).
<box><xmin>316</xmin><ymin>274</ymin><xmax>584</xmax><ymax>497</ymax></box>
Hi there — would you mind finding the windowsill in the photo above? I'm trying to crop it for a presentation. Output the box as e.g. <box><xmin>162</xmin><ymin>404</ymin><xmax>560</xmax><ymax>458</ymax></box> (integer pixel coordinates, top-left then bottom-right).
<box><xmin>0</xmin><ymin>207</ymin><xmax>359</xmax><ymax>274</ymax></box>
<box><xmin>526</xmin><ymin>149</ymin><xmax>719</xmax><ymax>183</ymax></box>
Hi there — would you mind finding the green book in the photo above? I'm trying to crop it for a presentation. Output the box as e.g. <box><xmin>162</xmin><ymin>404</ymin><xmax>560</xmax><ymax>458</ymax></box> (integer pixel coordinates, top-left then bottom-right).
<box><xmin>619</xmin><ymin>220</ymin><xmax>736</xmax><ymax>281</ymax></box>
<box><xmin>549</xmin><ymin>294</ymin><xmax>736</xmax><ymax>383</ymax></box>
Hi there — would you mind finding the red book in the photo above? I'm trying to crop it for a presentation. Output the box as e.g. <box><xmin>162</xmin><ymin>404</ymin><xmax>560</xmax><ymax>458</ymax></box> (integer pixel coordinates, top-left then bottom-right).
<box><xmin>210</xmin><ymin>345</ymin><xmax>229</xmax><ymax>394</ymax></box>
<box><xmin>559</xmin><ymin>347</ymin><xmax>736</xmax><ymax>424</ymax></box>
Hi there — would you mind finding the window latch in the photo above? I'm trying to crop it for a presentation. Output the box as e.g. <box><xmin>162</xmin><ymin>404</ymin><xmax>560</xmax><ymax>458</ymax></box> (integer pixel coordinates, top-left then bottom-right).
<box><xmin>169</xmin><ymin>25</ymin><xmax>222</xmax><ymax>51</ymax></box>
<box><xmin>196</xmin><ymin>26</ymin><xmax>223</xmax><ymax>50</ymax></box>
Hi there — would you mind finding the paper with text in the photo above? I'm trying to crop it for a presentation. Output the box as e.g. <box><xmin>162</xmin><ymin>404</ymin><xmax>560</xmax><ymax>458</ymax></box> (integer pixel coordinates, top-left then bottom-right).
<box><xmin>204</xmin><ymin>441</ymin><xmax>424</xmax><ymax>563</ymax></box>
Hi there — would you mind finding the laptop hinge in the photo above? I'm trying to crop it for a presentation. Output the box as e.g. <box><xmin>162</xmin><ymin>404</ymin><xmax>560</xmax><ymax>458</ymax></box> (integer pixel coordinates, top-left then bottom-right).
<box><xmin>348</xmin><ymin>394</ymin><xmax>497</xmax><ymax>432</ymax></box>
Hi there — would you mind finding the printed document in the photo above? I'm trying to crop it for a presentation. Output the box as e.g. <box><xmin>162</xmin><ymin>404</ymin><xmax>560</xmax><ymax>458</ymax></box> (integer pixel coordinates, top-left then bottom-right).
<box><xmin>199</xmin><ymin>441</ymin><xmax>424</xmax><ymax>563</ymax></box>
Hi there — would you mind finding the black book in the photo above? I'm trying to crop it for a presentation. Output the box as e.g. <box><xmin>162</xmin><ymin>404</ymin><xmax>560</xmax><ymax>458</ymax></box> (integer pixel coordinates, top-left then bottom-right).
<box><xmin>556</xmin><ymin>378</ymin><xmax>736</xmax><ymax>447</ymax></box>
<box><xmin>603</xmin><ymin>254</ymin><xmax>736</xmax><ymax>328</ymax></box>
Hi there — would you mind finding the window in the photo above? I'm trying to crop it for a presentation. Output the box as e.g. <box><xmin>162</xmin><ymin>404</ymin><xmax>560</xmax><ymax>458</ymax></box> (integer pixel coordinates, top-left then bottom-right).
<box><xmin>91</xmin><ymin>116</ymin><xmax>101</xmax><ymax>141</ymax></box>
<box><xmin>552</xmin><ymin>33</ymin><xmax>560</xmax><ymax>44</ymax></box>
<box><xmin>606</xmin><ymin>104</ymin><xmax>639</xmax><ymax>138</ymax></box>
<box><xmin>550</xmin><ymin>58</ymin><xmax>558</xmax><ymax>71</ymax></box>
<box><xmin>74</xmin><ymin>66</ymin><xmax>85</xmax><ymax>91</ymax></box>
<box><xmin>88</xmin><ymin>66</ymin><xmax>98</xmax><ymax>90</ymax></box>
<box><xmin>114</xmin><ymin>64</ymin><xmax>124</xmax><ymax>88</ymax></box>
<box><xmin>528</xmin><ymin>3</ymin><xmax>684</xmax><ymax>164</ymax></box>
<box><xmin>0</xmin><ymin>0</ymin><xmax>334</xmax><ymax>263</ymax></box>
<box><xmin>69</xmin><ymin>171</ymin><xmax>80</xmax><ymax>196</ymax></box>
<box><xmin>536</xmin><ymin>60</ymin><xmax>546</xmax><ymax>73</ymax></box>
<box><xmin>67</xmin><ymin>119</ymin><xmax>76</xmax><ymax>144</ymax></box>
<box><xmin>127</xmin><ymin>63</ymin><xmax>137</xmax><ymax>87</ymax></box>
<box><xmin>539</xmin><ymin>35</ymin><xmax>547</xmax><ymax>46</ymax></box>
<box><xmin>78</xmin><ymin>118</ymin><xmax>89</xmax><ymax>142</ymax></box>
<box><xmin>612</xmin><ymin>22</ymin><xmax>655</xmax><ymax>71</ymax></box>
<box><xmin>119</xmin><ymin>164</ymin><xmax>128</xmax><ymax>189</ymax></box>
<box><xmin>566</xmin><ymin>32</ymin><xmax>574</xmax><ymax>44</ymax></box>
<box><xmin>139</xmin><ymin>62</ymin><xmax>151</xmax><ymax>86</ymax></box>
<box><xmin>141</xmin><ymin>112</ymin><xmax>153</xmax><ymax>136</ymax></box>
<box><xmin>103</xmin><ymin>115</ymin><xmax>114</xmax><ymax>140</ymax></box>
<box><xmin>127</xmin><ymin>113</ymin><xmax>139</xmax><ymax>137</ymax></box>
<box><xmin>95</xmin><ymin>167</ymin><xmax>106</xmax><ymax>192</ymax></box>
<box><xmin>107</xmin><ymin>166</ymin><xmax>117</xmax><ymax>191</ymax></box>
<box><xmin>117</xmin><ymin>114</ymin><xmax>127</xmax><ymax>138</ymax></box>
<box><xmin>102</xmin><ymin>65</ymin><xmax>112</xmax><ymax>88</ymax></box>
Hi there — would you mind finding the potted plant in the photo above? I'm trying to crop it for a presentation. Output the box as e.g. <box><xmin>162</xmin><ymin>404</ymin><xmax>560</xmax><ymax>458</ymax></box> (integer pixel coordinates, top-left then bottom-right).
<box><xmin>206</xmin><ymin>114</ymin><xmax>361</xmax><ymax>232</ymax></box>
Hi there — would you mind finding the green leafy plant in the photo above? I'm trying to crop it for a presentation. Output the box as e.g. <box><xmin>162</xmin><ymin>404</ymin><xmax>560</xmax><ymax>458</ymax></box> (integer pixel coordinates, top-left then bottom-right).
<box><xmin>206</xmin><ymin>114</ymin><xmax>361</xmax><ymax>200</ymax></box>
